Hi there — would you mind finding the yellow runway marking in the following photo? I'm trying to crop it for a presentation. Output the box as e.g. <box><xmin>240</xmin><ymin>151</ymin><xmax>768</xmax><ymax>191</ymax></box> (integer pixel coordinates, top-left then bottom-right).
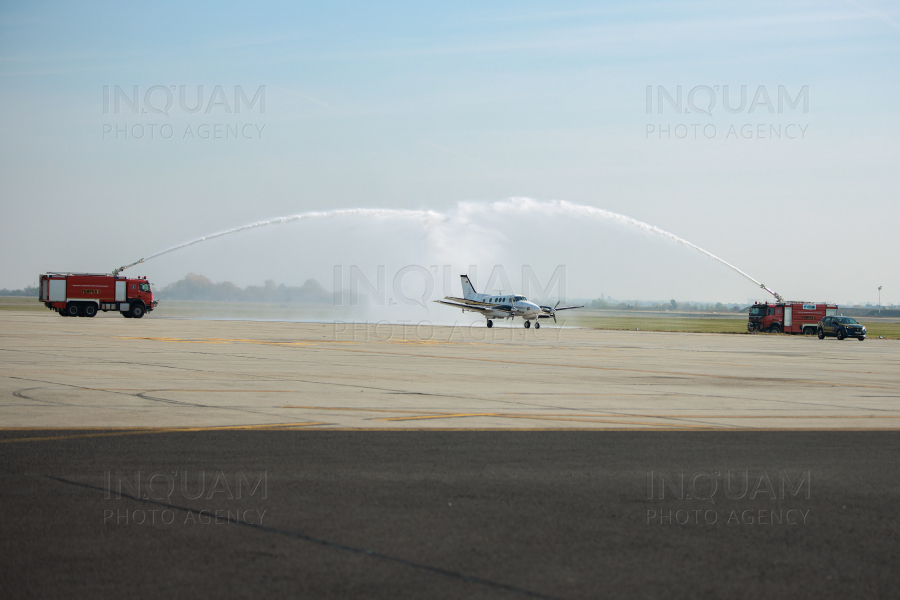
<box><xmin>374</xmin><ymin>413</ymin><xmax>713</xmax><ymax>428</ymax></box>
<box><xmin>116</xmin><ymin>336</ymin><xmax>317</xmax><ymax>346</ymax></box>
<box><xmin>377</xmin><ymin>413</ymin><xmax>900</xmax><ymax>421</ymax></box>
<box><xmin>281</xmin><ymin>406</ymin><xmax>450</xmax><ymax>415</ymax></box>
<box><xmin>91</xmin><ymin>389</ymin><xmax>302</xmax><ymax>392</ymax></box>
<box><xmin>280</xmin><ymin>406</ymin><xmax>900</xmax><ymax>420</ymax></box>
<box><xmin>612</xmin><ymin>415</ymin><xmax>900</xmax><ymax>419</ymax></box>
<box><xmin>4</xmin><ymin>425</ymin><xmax>900</xmax><ymax>436</ymax></box>
<box><xmin>114</xmin><ymin>335</ymin><xmax>900</xmax><ymax>392</ymax></box>
<box><xmin>283</xmin><ymin>406</ymin><xmax>713</xmax><ymax>428</ymax></box>
<box><xmin>502</xmin><ymin>392</ymin><xmax>664</xmax><ymax>396</ymax></box>
<box><xmin>377</xmin><ymin>413</ymin><xmax>496</xmax><ymax>421</ymax></box>
<box><xmin>689</xmin><ymin>361</ymin><xmax>744</xmax><ymax>367</ymax></box>
<box><xmin>282</xmin><ymin>427</ymin><xmax>900</xmax><ymax>432</ymax></box>
<box><xmin>330</xmin><ymin>348</ymin><xmax>900</xmax><ymax>392</ymax></box>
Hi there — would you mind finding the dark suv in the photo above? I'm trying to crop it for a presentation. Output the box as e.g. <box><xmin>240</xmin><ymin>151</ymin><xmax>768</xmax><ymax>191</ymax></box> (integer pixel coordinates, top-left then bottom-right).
<box><xmin>817</xmin><ymin>316</ymin><xmax>866</xmax><ymax>341</ymax></box>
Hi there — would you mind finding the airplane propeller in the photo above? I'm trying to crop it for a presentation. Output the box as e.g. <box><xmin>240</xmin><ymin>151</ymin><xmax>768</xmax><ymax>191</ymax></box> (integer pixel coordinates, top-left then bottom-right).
<box><xmin>539</xmin><ymin>301</ymin><xmax>560</xmax><ymax>323</ymax></box>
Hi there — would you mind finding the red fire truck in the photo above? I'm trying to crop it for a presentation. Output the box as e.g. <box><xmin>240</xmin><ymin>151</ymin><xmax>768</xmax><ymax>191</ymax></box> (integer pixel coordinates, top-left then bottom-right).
<box><xmin>747</xmin><ymin>301</ymin><xmax>838</xmax><ymax>335</ymax></box>
<box><xmin>39</xmin><ymin>273</ymin><xmax>158</xmax><ymax>318</ymax></box>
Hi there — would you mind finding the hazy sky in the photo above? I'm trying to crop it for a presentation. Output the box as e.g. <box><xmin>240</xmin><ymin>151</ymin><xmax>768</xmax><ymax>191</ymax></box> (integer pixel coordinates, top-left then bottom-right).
<box><xmin>2</xmin><ymin>1</ymin><xmax>898</xmax><ymax>307</ymax></box>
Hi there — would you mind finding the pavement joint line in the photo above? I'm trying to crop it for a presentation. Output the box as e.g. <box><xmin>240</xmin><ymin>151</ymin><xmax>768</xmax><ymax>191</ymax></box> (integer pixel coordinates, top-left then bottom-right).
<box><xmin>15</xmin><ymin>470</ymin><xmax>563</xmax><ymax>600</ymax></box>
<box><xmin>0</xmin><ymin>422</ymin><xmax>329</xmax><ymax>444</ymax></box>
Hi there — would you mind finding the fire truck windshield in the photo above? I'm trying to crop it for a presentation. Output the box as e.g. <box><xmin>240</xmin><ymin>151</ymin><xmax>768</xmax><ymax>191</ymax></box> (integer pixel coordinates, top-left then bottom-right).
<box><xmin>139</xmin><ymin>283</ymin><xmax>151</xmax><ymax>292</ymax></box>
<box><xmin>748</xmin><ymin>306</ymin><xmax>767</xmax><ymax>317</ymax></box>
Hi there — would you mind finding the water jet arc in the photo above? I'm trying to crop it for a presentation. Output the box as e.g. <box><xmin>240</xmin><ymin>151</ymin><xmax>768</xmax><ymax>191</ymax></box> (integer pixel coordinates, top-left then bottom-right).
<box><xmin>110</xmin><ymin>200</ymin><xmax>783</xmax><ymax>302</ymax></box>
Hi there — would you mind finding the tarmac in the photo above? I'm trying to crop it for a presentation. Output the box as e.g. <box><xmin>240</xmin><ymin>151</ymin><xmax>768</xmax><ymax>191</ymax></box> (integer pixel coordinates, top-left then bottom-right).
<box><xmin>2</xmin><ymin>311</ymin><xmax>899</xmax><ymax>598</ymax></box>
<box><xmin>1</xmin><ymin>311</ymin><xmax>898</xmax><ymax>431</ymax></box>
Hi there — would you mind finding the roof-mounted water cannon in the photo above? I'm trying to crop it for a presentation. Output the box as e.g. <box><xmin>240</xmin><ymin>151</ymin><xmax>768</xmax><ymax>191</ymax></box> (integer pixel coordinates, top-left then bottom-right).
<box><xmin>760</xmin><ymin>283</ymin><xmax>784</xmax><ymax>304</ymax></box>
<box><xmin>112</xmin><ymin>258</ymin><xmax>145</xmax><ymax>277</ymax></box>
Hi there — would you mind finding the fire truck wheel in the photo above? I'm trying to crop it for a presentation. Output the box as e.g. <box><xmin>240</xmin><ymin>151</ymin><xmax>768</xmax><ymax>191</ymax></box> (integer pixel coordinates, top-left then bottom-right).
<box><xmin>65</xmin><ymin>303</ymin><xmax>81</xmax><ymax>317</ymax></box>
<box><xmin>817</xmin><ymin>328</ymin><xmax>825</xmax><ymax>339</ymax></box>
<box><xmin>122</xmin><ymin>312</ymin><xmax>133</xmax><ymax>318</ymax></box>
<box><xmin>130</xmin><ymin>304</ymin><xmax>145</xmax><ymax>319</ymax></box>
<box><xmin>58</xmin><ymin>309</ymin><xmax>68</xmax><ymax>317</ymax></box>
<box><xmin>83</xmin><ymin>304</ymin><xmax>97</xmax><ymax>318</ymax></box>
<box><xmin>836</xmin><ymin>329</ymin><xmax>845</xmax><ymax>340</ymax></box>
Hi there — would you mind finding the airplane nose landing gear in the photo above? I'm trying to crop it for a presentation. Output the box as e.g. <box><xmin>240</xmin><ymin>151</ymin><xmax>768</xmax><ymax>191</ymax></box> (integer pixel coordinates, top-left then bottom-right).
<box><xmin>524</xmin><ymin>321</ymin><xmax>531</xmax><ymax>328</ymax></box>
<box><xmin>487</xmin><ymin>320</ymin><xmax>493</xmax><ymax>328</ymax></box>
<box><xmin>534</xmin><ymin>322</ymin><xmax>540</xmax><ymax>329</ymax></box>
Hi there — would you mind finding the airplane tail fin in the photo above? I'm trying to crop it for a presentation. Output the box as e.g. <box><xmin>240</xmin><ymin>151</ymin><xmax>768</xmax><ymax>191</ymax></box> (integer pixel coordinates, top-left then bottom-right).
<box><xmin>460</xmin><ymin>275</ymin><xmax>477</xmax><ymax>300</ymax></box>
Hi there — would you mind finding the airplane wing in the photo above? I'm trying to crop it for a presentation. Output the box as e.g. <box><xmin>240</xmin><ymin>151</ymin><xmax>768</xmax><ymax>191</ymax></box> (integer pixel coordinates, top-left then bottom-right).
<box><xmin>537</xmin><ymin>304</ymin><xmax>585</xmax><ymax>320</ymax></box>
<box><xmin>441</xmin><ymin>296</ymin><xmax>493</xmax><ymax>307</ymax></box>
<box><xmin>435</xmin><ymin>299</ymin><xmax>514</xmax><ymax>315</ymax></box>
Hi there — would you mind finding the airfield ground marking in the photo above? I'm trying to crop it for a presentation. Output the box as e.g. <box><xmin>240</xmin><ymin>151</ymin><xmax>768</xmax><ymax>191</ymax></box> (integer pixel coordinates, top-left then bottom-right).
<box><xmin>376</xmin><ymin>413</ymin><xmax>900</xmax><ymax>421</ymax></box>
<box><xmin>88</xmin><ymin>389</ymin><xmax>304</xmax><ymax>392</ymax></box>
<box><xmin>272</xmin><ymin>426</ymin><xmax>900</xmax><ymax>432</ymax></box>
<box><xmin>115</xmin><ymin>336</ymin><xmax>318</xmax><ymax>346</ymax></box>
<box><xmin>276</xmin><ymin>406</ymin><xmax>900</xmax><ymax>420</ymax></box>
<box><xmin>372</xmin><ymin>413</ymin><xmax>715</xmax><ymax>428</ymax></box>
<box><xmin>277</xmin><ymin>406</ymin><xmax>729</xmax><ymax>421</ymax></box>
<box><xmin>109</xmin><ymin>336</ymin><xmax>900</xmax><ymax>391</ymax></box>
<box><xmin>328</xmin><ymin>347</ymin><xmax>900</xmax><ymax>392</ymax></box>
<box><xmin>0</xmin><ymin>422</ymin><xmax>328</xmax><ymax>444</ymax></box>
<box><xmin>4</xmin><ymin>426</ymin><xmax>900</xmax><ymax>436</ymax></box>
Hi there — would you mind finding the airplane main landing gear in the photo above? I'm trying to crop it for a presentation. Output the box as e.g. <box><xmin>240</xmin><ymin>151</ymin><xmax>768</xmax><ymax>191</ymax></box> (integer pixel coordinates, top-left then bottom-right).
<box><xmin>534</xmin><ymin>322</ymin><xmax>540</xmax><ymax>329</ymax></box>
<box><xmin>486</xmin><ymin>320</ymin><xmax>493</xmax><ymax>328</ymax></box>
<box><xmin>524</xmin><ymin>321</ymin><xmax>531</xmax><ymax>328</ymax></box>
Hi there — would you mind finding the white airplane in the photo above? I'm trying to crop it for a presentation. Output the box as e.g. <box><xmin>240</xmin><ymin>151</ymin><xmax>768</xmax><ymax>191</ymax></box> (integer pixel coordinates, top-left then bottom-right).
<box><xmin>436</xmin><ymin>275</ymin><xmax>583</xmax><ymax>328</ymax></box>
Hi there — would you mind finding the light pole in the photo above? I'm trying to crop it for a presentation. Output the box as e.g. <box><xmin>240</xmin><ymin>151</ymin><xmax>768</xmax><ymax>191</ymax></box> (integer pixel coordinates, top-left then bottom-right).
<box><xmin>878</xmin><ymin>286</ymin><xmax>882</xmax><ymax>314</ymax></box>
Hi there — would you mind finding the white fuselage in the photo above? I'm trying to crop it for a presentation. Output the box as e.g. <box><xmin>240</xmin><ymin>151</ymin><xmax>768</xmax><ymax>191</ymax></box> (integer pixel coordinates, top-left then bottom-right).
<box><xmin>469</xmin><ymin>293</ymin><xmax>543</xmax><ymax>321</ymax></box>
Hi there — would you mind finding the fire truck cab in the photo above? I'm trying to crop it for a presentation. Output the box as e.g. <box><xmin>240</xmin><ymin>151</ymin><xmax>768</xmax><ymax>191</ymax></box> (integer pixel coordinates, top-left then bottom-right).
<box><xmin>747</xmin><ymin>302</ymin><xmax>838</xmax><ymax>335</ymax></box>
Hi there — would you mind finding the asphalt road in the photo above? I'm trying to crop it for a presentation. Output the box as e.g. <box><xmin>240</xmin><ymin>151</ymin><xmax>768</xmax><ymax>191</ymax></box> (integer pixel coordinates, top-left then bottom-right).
<box><xmin>2</xmin><ymin>430</ymin><xmax>897</xmax><ymax>599</ymax></box>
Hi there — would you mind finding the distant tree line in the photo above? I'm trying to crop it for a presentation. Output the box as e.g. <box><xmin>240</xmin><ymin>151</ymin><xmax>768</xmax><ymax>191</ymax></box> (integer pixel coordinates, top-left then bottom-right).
<box><xmin>157</xmin><ymin>273</ymin><xmax>334</xmax><ymax>303</ymax></box>
<box><xmin>0</xmin><ymin>285</ymin><xmax>37</xmax><ymax>297</ymax></box>
<box><xmin>587</xmin><ymin>297</ymin><xmax>744</xmax><ymax>312</ymax></box>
